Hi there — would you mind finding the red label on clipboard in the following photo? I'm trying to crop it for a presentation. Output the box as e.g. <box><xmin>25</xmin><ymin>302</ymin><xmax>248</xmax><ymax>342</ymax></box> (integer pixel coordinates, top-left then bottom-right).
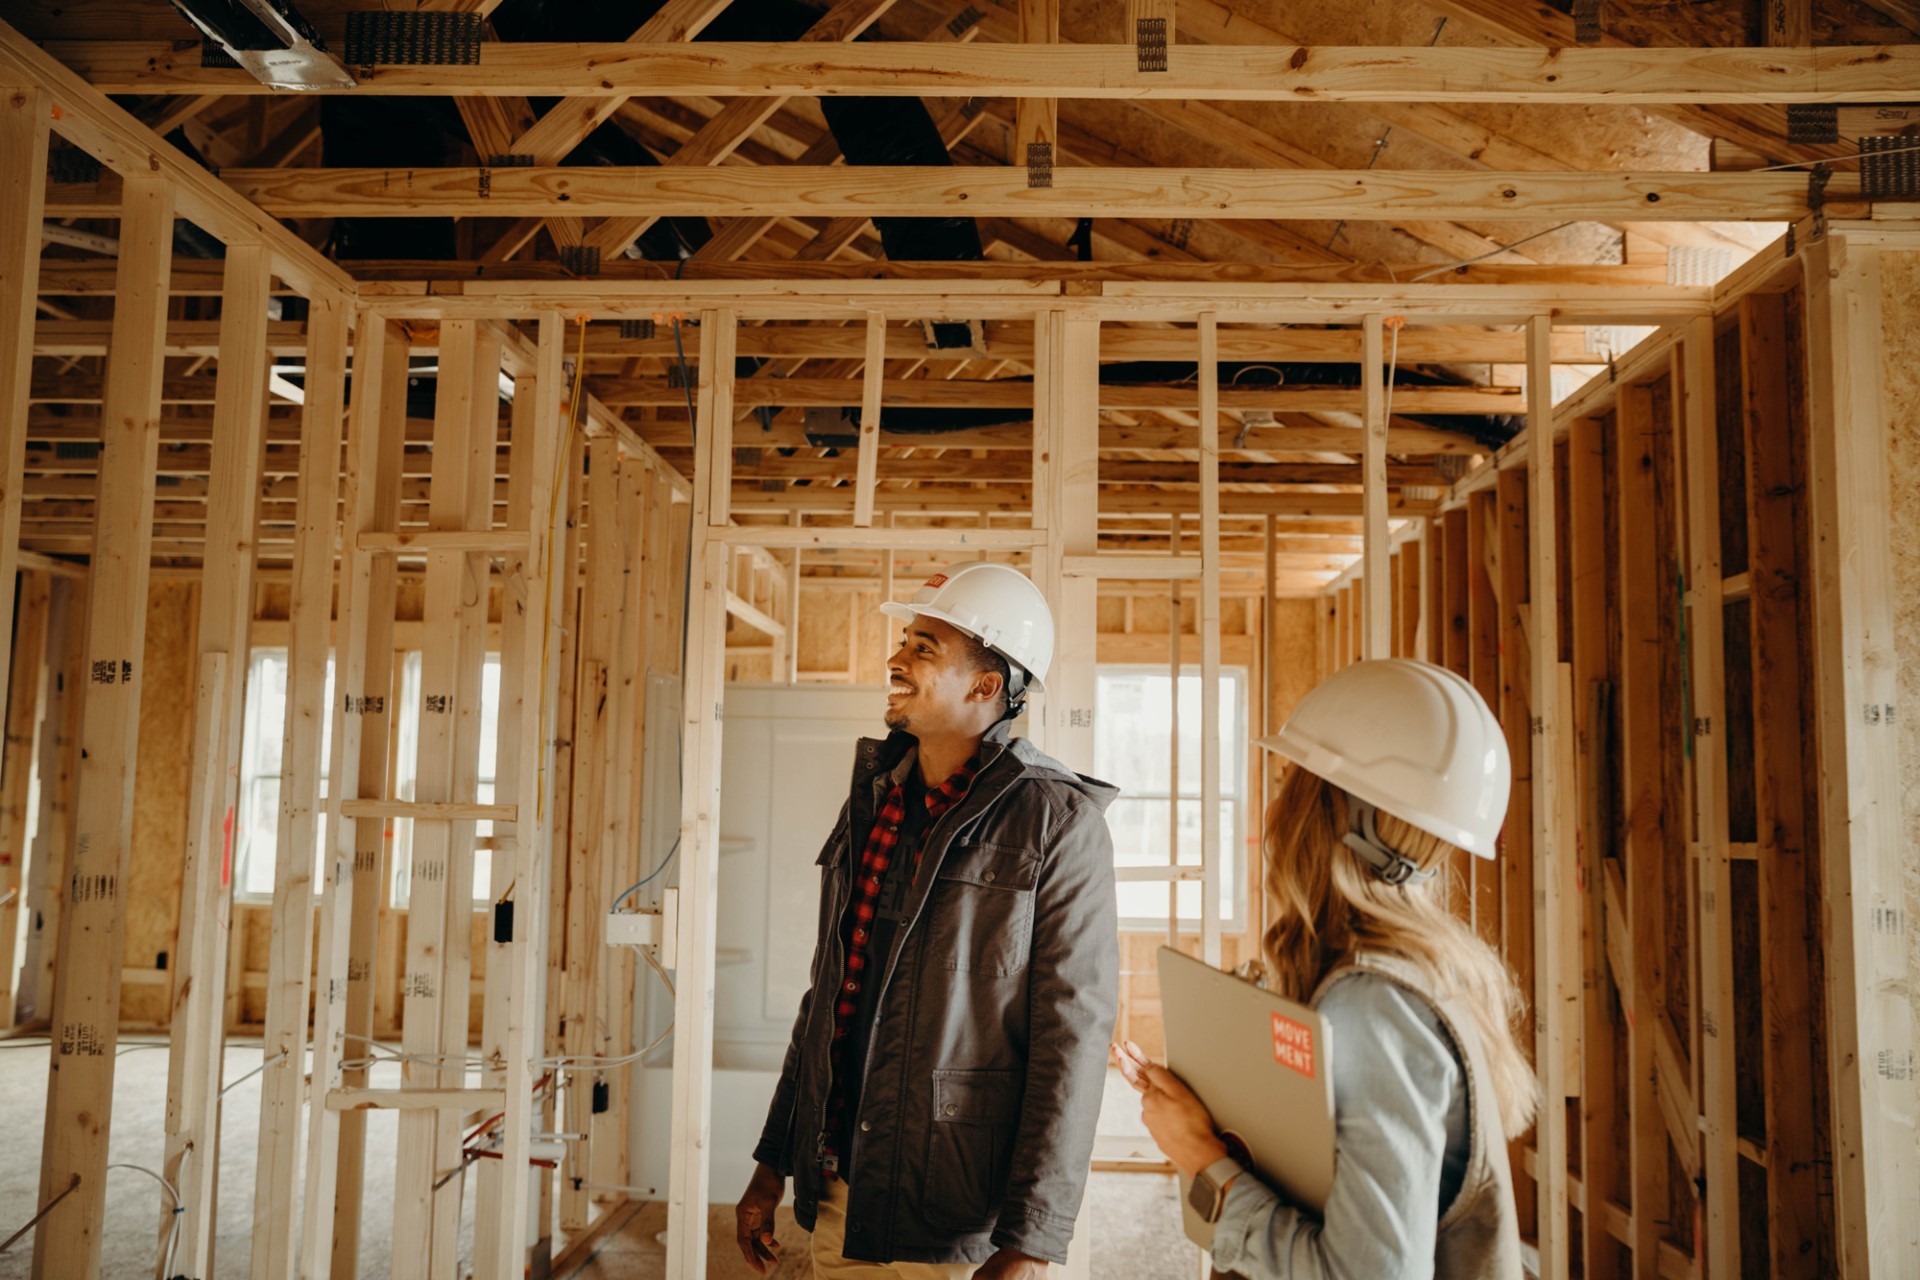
<box><xmin>1271</xmin><ymin>1012</ymin><xmax>1316</xmax><ymax>1079</ymax></box>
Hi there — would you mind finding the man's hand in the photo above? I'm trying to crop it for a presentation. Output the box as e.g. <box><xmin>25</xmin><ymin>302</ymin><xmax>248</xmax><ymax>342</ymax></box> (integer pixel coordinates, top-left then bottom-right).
<box><xmin>973</xmin><ymin>1246</ymin><xmax>1051</xmax><ymax>1279</ymax></box>
<box><xmin>734</xmin><ymin>1161</ymin><xmax>786</xmax><ymax>1276</ymax></box>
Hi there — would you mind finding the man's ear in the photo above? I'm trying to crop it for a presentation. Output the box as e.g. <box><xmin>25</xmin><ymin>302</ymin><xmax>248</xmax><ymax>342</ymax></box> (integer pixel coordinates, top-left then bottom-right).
<box><xmin>970</xmin><ymin>667</ymin><xmax>1005</xmax><ymax>705</ymax></box>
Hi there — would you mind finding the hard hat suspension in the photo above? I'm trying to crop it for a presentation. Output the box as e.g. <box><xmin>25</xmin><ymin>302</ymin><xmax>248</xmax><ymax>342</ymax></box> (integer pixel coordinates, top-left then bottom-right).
<box><xmin>1341</xmin><ymin>800</ymin><xmax>1437</xmax><ymax>887</ymax></box>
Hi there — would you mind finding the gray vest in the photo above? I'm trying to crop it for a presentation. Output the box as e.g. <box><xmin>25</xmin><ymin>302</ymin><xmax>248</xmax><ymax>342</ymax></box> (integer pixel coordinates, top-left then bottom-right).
<box><xmin>1311</xmin><ymin>952</ymin><xmax>1526</xmax><ymax>1280</ymax></box>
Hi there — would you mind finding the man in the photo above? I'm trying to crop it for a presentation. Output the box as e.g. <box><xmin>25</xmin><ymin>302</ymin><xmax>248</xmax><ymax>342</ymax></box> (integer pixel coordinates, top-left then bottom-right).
<box><xmin>736</xmin><ymin>562</ymin><xmax>1120</xmax><ymax>1279</ymax></box>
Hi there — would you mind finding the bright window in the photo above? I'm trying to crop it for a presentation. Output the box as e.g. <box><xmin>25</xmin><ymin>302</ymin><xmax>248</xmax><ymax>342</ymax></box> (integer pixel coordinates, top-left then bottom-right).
<box><xmin>235</xmin><ymin>649</ymin><xmax>500</xmax><ymax>906</ymax></box>
<box><xmin>1094</xmin><ymin>667</ymin><xmax>1247</xmax><ymax>929</ymax></box>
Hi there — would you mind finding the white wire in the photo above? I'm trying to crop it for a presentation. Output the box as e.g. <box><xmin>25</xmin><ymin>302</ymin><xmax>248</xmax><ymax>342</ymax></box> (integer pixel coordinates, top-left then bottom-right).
<box><xmin>535</xmin><ymin>947</ymin><xmax>676</xmax><ymax>1070</ymax></box>
<box><xmin>107</xmin><ymin>1163</ymin><xmax>182</xmax><ymax>1280</ymax></box>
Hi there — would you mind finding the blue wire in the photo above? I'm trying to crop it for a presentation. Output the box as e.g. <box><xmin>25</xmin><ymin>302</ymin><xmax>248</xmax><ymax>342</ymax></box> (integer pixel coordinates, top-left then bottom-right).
<box><xmin>612</xmin><ymin>835</ymin><xmax>681</xmax><ymax>912</ymax></box>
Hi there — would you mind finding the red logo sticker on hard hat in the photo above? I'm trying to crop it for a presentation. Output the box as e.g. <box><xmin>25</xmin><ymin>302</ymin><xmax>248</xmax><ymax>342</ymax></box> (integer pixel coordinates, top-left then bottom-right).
<box><xmin>1271</xmin><ymin>1012</ymin><xmax>1315</xmax><ymax>1079</ymax></box>
<box><xmin>924</xmin><ymin>574</ymin><xmax>948</xmax><ymax>588</ymax></box>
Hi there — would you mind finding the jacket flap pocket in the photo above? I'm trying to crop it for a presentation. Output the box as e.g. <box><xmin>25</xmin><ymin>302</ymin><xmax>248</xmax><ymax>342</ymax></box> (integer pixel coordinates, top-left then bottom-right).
<box><xmin>932</xmin><ymin>1068</ymin><xmax>1022</xmax><ymax>1124</ymax></box>
<box><xmin>937</xmin><ymin>842</ymin><xmax>1039</xmax><ymax>891</ymax></box>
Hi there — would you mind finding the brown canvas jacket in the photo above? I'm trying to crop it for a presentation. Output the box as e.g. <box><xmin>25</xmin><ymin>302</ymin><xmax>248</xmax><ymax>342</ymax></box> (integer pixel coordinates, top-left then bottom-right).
<box><xmin>753</xmin><ymin>718</ymin><xmax>1120</xmax><ymax>1266</ymax></box>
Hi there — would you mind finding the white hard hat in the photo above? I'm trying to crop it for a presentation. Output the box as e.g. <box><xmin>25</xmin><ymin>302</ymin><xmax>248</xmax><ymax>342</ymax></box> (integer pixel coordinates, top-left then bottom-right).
<box><xmin>879</xmin><ymin>562</ymin><xmax>1055</xmax><ymax>694</ymax></box>
<box><xmin>1255</xmin><ymin>658</ymin><xmax>1511</xmax><ymax>860</ymax></box>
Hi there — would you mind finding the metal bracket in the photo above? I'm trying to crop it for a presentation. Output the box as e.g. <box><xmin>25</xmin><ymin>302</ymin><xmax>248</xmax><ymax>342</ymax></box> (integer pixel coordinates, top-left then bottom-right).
<box><xmin>343</xmin><ymin>11</ymin><xmax>482</xmax><ymax>66</ymax></box>
<box><xmin>1571</xmin><ymin>0</ymin><xmax>1602</xmax><ymax>42</ymax></box>
<box><xmin>945</xmin><ymin>4</ymin><xmax>984</xmax><ymax>38</ymax></box>
<box><xmin>1860</xmin><ymin>135</ymin><xmax>1919</xmax><ymax>199</ymax></box>
<box><xmin>1807</xmin><ymin>162</ymin><xmax>1833</xmax><ymax>242</ymax></box>
<box><xmin>487</xmin><ymin>153</ymin><xmax>533</xmax><ymax>169</ymax></box>
<box><xmin>1025</xmin><ymin>141</ymin><xmax>1054</xmax><ymax>189</ymax></box>
<box><xmin>559</xmin><ymin>245</ymin><xmax>602</xmax><ymax>276</ymax></box>
<box><xmin>1787</xmin><ymin>104</ymin><xmax>1839</xmax><ymax>145</ymax></box>
<box><xmin>1135</xmin><ymin>17</ymin><xmax>1169</xmax><ymax>72</ymax></box>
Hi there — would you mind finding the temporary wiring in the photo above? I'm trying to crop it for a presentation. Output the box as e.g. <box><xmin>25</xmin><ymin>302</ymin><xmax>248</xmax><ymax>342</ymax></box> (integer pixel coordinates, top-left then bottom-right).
<box><xmin>107</xmin><ymin>1162</ymin><xmax>183</xmax><ymax>1280</ymax></box>
<box><xmin>1408</xmin><ymin>223</ymin><xmax>1578</xmax><ymax>283</ymax></box>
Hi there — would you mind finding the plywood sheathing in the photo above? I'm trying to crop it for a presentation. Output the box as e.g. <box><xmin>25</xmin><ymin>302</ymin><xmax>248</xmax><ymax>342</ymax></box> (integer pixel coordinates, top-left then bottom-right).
<box><xmin>1883</xmin><ymin>249</ymin><xmax>1920</xmax><ymax>1189</ymax></box>
<box><xmin>122</xmin><ymin>579</ymin><xmax>198</xmax><ymax>1026</ymax></box>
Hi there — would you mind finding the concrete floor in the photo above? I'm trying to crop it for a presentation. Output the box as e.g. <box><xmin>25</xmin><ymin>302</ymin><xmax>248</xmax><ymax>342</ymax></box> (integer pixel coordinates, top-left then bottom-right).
<box><xmin>0</xmin><ymin>1040</ymin><xmax>1195</xmax><ymax>1279</ymax></box>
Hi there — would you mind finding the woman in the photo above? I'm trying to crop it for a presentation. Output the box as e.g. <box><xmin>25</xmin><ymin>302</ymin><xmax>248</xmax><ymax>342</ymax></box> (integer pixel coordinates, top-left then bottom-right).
<box><xmin>1117</xmin><ymin>658</ymin><xmax>1536</xmax><ymax>1279</ymax></box>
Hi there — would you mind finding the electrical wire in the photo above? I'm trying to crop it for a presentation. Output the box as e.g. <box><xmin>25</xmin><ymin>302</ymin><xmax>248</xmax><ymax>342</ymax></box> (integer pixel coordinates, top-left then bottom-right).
<box><xmin>106</xmin><ymin>1162</ymin><xmax>182</xmax><ymax>1280</ymax></box>
<box><xmin>1408</xmin><ymin>222</ymin><xmax>1579</xmax><ymax>282</ymax></box>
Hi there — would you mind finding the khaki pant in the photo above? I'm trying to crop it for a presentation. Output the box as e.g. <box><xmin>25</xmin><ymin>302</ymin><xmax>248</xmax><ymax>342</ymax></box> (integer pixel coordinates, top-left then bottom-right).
<box><xmin>809</xmin><ymin>1178</ymin><xmax>979</xmax><ymax>1280</ymax></box>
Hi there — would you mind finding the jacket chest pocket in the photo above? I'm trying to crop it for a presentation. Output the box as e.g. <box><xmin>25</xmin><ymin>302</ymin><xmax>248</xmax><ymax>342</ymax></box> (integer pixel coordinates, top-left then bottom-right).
<box><xmin>928</xmin><ymin>841</ymin><xmax>1040</xmax><ymax>977</ymax></box>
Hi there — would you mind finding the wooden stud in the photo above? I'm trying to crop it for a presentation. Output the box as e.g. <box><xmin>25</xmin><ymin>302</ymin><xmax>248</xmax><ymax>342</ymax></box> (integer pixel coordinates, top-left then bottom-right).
<box><xmin>297</xmin><ymin>313</ymin><xmax>410</xmax><ymax>1279</ymax></box>
<box><xmin>1568</xmin><ymin>410</ymin><xmax>1625</xmax><ymax>1280</ymax></box>
<box><xmin>1677</xmin><ymin>316</ymin><xmax>1739</xmax><ymax>1278</ymax></box>
<box><xmin>31</xmin><ymin>174</ymin><xmax>173</xmax><ymax>1279</ymax></box>
<box><xmin>16</xmin><ymin>576</ymin><xmax>81</xmax><ymax>1028</ymax></box>
<box><xmin>160</xmin><ymin>241</ymin><xmax>271</xmax><ymax>1280</ymax></box>
<box><xmin>855</xmin><ymin>312</ymin><xmax>883</xmax><ymax>527</ymax></box>
<box><xmin>1524</xmin><ymin>314</ymin><xmax>1569</xmax><ymax>1278</ymax></box>
<box><xmin>0</xmin><ymin>570</ymin><xmax>48</xmax><ymax>1025</ymax></box>
<box><xmin>1493</xmin><ymin>462</ymin><xmax>1536</xmax><ymax>1235</ymax></box>
<box><xmin>250</xmin><ymin>293</ymin><xmax>348</xmax><ymax>1280</ymax></box>
<box><xmin>1198</xmin><ymin>314</ymin><xmax>1223</xmax><ymax>967</ymax></box>
<box><xmin>1360</xmin><ymin>314</ymin><xmax>1390</xmax><ymax>660</ymax></box>
<box><xmin>664</xmin><ymin>308</ymin><xmax>736</xmax><ymax>1279</ymax></box>
<box><xmin>0</xmin><ymin>82</ymin><xmax>49</xmax><ymax>728</ymax></box>
<box><xmin>1800</xmin><ymin>236</ymin><xmax>1916</xmax><ymax>1278</ymax></box>
<box><xmin>1015</xmin><ymin>0</ymin><xmax>1059</xmax><ymax>175</ymax></box>
<box><xmin>478</xmin><ymin>313</ymin><xmax>572</xmax><ymax>1279</ymax></box>
<box><xmin>1736</xmin><ymin>292</ymin><xmax>1820</xmax><ymax>1279</ymax></box>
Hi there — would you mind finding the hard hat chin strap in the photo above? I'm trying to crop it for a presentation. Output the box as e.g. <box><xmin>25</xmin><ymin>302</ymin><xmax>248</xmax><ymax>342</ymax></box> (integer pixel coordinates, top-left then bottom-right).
<box><xmin>1341</xmin><ymin>801</ymin><xmax>1437</xmax><ymax>887</ymax></box>
<box><xmin>1000</xmin><ymin>666</ymin><xmax>1029</xmax><ymax>722</ymax></box>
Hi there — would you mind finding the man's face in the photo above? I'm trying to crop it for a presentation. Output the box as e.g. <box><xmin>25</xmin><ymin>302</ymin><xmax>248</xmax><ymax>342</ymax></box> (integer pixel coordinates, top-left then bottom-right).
<box><xmin>884</xmin><ymin>615</ymin><xmax>991</xmax><ymax>736</ymax></box>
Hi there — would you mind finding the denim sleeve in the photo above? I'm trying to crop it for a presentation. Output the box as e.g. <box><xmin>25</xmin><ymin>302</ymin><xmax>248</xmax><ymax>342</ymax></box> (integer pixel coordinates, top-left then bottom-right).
<box><xmin>1207</xmin><ymin>975</ymin><xmax>1462</xmax><ymax>1280</ymax></box>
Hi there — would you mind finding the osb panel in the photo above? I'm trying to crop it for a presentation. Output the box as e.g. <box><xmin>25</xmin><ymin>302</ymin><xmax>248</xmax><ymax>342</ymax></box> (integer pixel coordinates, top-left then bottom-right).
<box><xmin>797</xmin><ymin>586</ymin><xmax>852</xmax><ymax>678</ymax></box>
<box><xmin>121</xmin><ymin>580</ymin><xmax>199</xmax><ymax>1024</ymax></box>
<box><xmin>1881</xmin><ymin>250</ymin><xmax>1920</xmax><ymax>1181</ymax></box>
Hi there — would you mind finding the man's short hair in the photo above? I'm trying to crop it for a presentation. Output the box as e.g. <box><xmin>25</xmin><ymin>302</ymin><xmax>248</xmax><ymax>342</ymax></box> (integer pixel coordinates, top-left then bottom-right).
<box><xmin>958</xmin><ymin>630</ymin><xmax>1017</xmax><ymax>718</ymax></box>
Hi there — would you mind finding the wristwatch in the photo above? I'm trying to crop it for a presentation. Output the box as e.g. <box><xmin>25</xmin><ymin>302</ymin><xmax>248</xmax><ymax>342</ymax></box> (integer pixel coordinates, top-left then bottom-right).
<box><xmin>1187</xmin><ymin>1155</ymin><xmax>1245</xmax><ymax>1224</ymax></box>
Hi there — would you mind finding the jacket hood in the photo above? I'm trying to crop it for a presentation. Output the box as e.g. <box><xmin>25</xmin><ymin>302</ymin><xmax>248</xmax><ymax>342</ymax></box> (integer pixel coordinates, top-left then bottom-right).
<box><xmin>860</xmin><ymin>719</ymin><xmax>1120</xmax><ymax>814</ymax></box>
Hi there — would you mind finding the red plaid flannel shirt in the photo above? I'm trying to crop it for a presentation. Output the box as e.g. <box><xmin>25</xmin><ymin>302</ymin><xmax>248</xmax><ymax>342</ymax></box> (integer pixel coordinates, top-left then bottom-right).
<box><xmin>821</xmin><ymin>755</ymin><xmax>979</xmax><ymax>1175</ymax></box>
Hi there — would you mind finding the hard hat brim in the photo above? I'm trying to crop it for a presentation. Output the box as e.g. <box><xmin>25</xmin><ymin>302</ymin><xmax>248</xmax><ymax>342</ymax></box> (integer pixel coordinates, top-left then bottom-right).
<box><xmin>878</xmin><ymin>599</ymin><xmax>1046</xmax><ymax>692</ymax></box>
<box><xmin>1254</xmin><ymin>729</ymin><xmax>1499</xmax><ymax>860</ymax></box>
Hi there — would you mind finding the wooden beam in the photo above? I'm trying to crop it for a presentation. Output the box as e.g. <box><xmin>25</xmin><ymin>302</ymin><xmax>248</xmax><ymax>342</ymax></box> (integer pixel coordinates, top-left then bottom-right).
<box><xmin>1197</xmin><ymin>314</ymin><xmax>1222</xmax><ymax>966</ymax></box>
<box><xmin>251</xmin><ymin>294</ymin><xmax>348</xmax><ymax>1280</ymax></box>
<box><xmin>0</xmin><ymin>570</ymin><xmax>48</xmax><ymax>1026</ymax></box>
<box><xmin>1801</xmin><ymin>236</ymin><xmax>1917</xmax><ymax>1278</ymax></box>
<box><xmin>579</xmin><ymin>0</ymin><xmax>902</xmax><ymax>259</ymax></box>
<box><xmin>1524</xmin><ymin>315</ymin><xmax>1569</xmax><ymax>1278</ymax></box>
<box><xmin>30</xmin><ymin>175</ymin><xmax>172</xmax><ymax>1278</ymax></box>
<box><xmin>1360</xmin><ymin>315</ymin><xmax>1390</xmax><ymax>659</ymax></box>
<box><xmin>323</xmin><ymin>315</ymin><xmax>412</xmax><ymax>1280</ymax></box>
<box><xmin>664</xmin><ymin>309</ymin><xmax>736</xmax><ymax>1278</ymax></box>
<box><xmin>62</xmin><ymin>40</ymin><xmax>1920</xmax><ymax>102</ymax></box>
<box><xmin>0</xmin><ymin>82</ymin><xmax>49</xmax><ymax>726</ymax></box>
<box><xmin>1015</xmin><ymin>0</ymin><xmax>1058</xmax><ymax>176</ymax></box>
<box><xmin>1736</xmin><ymin>292</ymin><xmax>1820</xmax><ymax>1279</ymax></box>
<box><xmin>158</xmin><ymin>243</ymin><xmax>271</xmax><ymax>1280</ymax></box>
<box><xmin>1677</xmin><ymin>318</ymin><xmax>1739</xmax><ymax>1278</ymax></box>
<box><xmin>224</xmin><ymin>165</ymin><xmax>1856</xmax><ymax>222</ymax></box>
<box><xmin>854</xmin><ymin>312</ymin><xmax>883</xmax><ymax>527</ymax></box>
<box><xmin>0</xmin><ymin>29</ymin><xmax>347</xmax><ymax>300</ymax></box>
<box><xmin>15</xmin><ymin>577</ymin><xmax>79</xmax><ymax>1028</ymax></box>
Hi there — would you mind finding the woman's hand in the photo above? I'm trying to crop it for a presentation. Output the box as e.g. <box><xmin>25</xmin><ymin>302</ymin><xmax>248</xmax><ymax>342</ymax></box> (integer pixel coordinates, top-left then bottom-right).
<box><xmin>1112</xmin><ymin>1041</ymin><xmax>1230</xmax><ymax>1178</ymax></box>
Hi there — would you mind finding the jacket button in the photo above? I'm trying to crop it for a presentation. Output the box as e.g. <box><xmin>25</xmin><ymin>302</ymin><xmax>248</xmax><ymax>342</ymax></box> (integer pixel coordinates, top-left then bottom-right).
<box><xmin>860</xmin><ymin>1120</ymin><xmax>872</xmax><ymax>1132</ymax></box>
<box><xmin>983</xmin><ymin>870</ymin><xmax>996</xmax><ymax>882</ymax></box>
<box><xmin>944</xmin><ymin>1103</ymin><xmax>958</xmax><ymax>1116</ymax></box>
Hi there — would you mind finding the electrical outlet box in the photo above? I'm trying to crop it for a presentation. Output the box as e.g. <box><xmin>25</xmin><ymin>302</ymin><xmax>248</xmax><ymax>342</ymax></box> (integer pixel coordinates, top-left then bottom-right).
<box><xmin>604</xmin><ymin>888</ymin><xmax>678</xmax><ymax>969</ymax></box>
<box><xmin>605</xmin><ymin>910</ymin><xmax>660</xmax><ymax>949</ymax></box>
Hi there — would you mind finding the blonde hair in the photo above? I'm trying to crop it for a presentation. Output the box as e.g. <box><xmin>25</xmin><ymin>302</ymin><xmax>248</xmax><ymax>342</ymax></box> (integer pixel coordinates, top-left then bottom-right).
<box><xmin>1260</xmin><ymin>763</ymin><xmax>1538</xmax><ymax>1139</ymax></box>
